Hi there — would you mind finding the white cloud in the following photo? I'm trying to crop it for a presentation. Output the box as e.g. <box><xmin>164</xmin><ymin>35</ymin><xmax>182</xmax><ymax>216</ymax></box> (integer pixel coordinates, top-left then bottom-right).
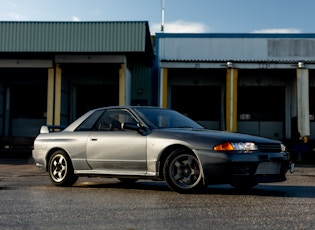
<box><xmin>251</xmin><ymin>28</ymin><xmax>302</xmax><ymax>33</ymax></box>
<box><xmin>151</xmin><ymin>20</ymin><xmax>208</xmax><ymax>34</ymax></box>
<box><xmin>6</xmin><ymin>12</ymin><xmax>28</xmax><ymax>20</ymax></box>
<box><xmin>72</xmin><ymin>16</ymin><xmax>81</xmax><ymax>22</ymax></box>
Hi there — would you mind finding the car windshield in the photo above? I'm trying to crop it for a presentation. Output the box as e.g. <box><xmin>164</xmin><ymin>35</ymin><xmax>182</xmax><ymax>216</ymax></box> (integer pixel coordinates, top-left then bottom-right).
<box><xmin>135</xmin><ymin>107</ymin><xmax>204</xmax><ymax>129</ymax></box>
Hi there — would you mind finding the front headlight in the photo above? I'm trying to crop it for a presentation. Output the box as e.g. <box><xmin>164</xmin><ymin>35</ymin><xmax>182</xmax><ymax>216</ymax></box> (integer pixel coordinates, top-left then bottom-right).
<box><xmin>214</xmin><ymin>142</ymin><xmax>258</xmax><ymax>152</ymax></box>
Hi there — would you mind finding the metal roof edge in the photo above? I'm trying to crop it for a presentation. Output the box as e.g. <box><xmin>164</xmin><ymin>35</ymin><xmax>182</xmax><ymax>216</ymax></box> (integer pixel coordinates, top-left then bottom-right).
<box><xmin>155</xmin><ymin>33</ymin><xmax>315</xmax><ymax>39</ymax></box>
<box><xmin>0</xmin><ymin>20</ymin><xmax>149</xmax><ymax>24</ymax></box>
<box><xmin>160</xmin><ymin>59</ymin><xmax>315</xmax><ymax>63</ymax></box>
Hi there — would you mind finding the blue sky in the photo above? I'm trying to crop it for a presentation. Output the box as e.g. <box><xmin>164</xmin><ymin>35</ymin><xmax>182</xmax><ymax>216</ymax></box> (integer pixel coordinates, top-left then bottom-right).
<box><xmin>0</xmin><ymin>0</ymin><xmax>314</xmax><ymax>34</ymax></box>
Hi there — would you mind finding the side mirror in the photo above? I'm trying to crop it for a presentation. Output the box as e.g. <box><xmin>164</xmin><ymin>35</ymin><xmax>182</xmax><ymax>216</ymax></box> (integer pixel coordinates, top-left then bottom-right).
<box><xmin>122</xmin><ymin>122</ymin><xmax>141</xmax><ymax>131</ymax></box>
<box><xmin>122</xmin><ymin>122</ymin><xmax>149</xmax><ymax>135</ymax></box>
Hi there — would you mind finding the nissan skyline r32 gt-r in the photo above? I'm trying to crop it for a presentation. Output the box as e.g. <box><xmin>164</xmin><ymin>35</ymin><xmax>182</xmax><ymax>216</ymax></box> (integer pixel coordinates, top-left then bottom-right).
<box><xmin>32</xmin><ymin>106</ymin><xmax>294</xmax><ymax>193</ymax></box>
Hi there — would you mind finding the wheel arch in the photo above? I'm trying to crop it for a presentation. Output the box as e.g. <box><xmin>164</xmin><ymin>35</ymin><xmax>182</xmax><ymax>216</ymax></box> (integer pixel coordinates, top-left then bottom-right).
<box><xmin>157</xmin><ymin>144</ymin><xmax>199</xmax><ymax>180</ymax></box>
<box><xmin>45</xmin><ymin>147</ymin><xmax>71</xmax><ymax>171</ymax></box>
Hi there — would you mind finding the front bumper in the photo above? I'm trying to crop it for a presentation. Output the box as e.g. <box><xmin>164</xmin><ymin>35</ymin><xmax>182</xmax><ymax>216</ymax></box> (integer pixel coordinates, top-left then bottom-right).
<box><xmin>195</xmin><ymin>149</ymin><xmax>293</xmax><ymax>185</ymax></box>
<box><xmin>230</xmin><ymin>160</ymin><xmax>292</xmax><ymax>183</ymax></box>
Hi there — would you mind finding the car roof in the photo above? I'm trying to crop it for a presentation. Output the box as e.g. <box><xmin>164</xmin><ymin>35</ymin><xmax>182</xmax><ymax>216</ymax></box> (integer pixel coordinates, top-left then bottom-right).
<box><xmin>93</xmin><ymin>105</ymin><xmax>165</xmax><ymax>111</ymax></box>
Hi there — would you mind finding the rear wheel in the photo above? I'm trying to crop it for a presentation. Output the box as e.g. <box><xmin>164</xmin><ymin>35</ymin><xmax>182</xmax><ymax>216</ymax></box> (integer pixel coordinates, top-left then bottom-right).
<box><xmin>163</xmin><ymin>149</ymin><xmax>205</xmax><ymax>193</ymax></box>
<box><xmin>48</xmin><ymin>150</ymin><xmax>78</xmax><ymax>186</ymax></box>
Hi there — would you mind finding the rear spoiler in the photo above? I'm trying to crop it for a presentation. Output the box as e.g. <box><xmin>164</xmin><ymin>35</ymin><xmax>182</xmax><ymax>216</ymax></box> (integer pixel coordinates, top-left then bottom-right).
<box><xmin>40</xmin><ymin>125</ymin><xmax>67</xmax><ymax>134</ymax></box>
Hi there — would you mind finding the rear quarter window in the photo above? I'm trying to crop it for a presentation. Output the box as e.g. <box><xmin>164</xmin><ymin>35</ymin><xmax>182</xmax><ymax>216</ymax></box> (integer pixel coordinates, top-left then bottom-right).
<box><xmin>75</xmin><ymin>110</ymin><xmax>104</xmax><ymax>131</ymax></box>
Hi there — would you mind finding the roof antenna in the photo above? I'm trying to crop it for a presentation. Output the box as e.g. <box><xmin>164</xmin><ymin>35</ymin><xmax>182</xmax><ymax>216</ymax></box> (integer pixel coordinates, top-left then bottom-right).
<box><xmin>161</xmin><ymin>0</ymin><xmax>165</xmax><ymax>32</ymax></box>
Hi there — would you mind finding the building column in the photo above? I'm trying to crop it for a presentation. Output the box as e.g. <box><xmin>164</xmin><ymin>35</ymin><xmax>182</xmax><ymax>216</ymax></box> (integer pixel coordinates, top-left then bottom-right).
<box><xmin>119</xmin><ymin>64</ymin><xmax>131</xmax><ymax>106</ymax></box>
<box><xmin>226</xmin><ymin>67</ymin><xmax>238</xmax><ymax>132</ymax></box>
<box><xmin>47</xmin><ymin>68</ymin><xmax>54</xmax><ymax>125</ymax></box>
<box><xmin>46</xmin><ymin>64</ymin><xmax>62</xmax><ymax>126</ymax></box>
<box><xmin>297</xmin><ymin>64</ymin><xmax>310</xmax><ymax>139</ymax></box>
<box><xmin>119</xmin><ymin>64</ymin><xmax>125</xmax><ymax>106</ymax></box>
<box><xmin>54</xmin><ymin>65</ymin><xmax>62</xmax><ymax>125</ymax></box>
<box><xmin>159</xmin><ymin>68</ymin><xmax>168</xmax><ymax>108</ymax></box>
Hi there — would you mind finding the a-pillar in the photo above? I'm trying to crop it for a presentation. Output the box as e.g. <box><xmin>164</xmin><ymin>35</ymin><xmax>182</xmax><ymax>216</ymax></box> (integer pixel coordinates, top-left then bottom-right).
<box><xmin>226</xmin><ymin>67</ymin><xmax>238</xmax><ymax>132</ymax></box>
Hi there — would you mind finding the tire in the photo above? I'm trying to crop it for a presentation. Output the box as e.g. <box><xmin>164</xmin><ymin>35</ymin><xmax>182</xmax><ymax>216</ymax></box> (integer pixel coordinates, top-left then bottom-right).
<box><xmin>48</xmin><ymin>150</ymin><xmax>78</xmax><ymax>187</ymax></box>
<box><xmin>163</xmin><ymin>149</ymin><xmax>204</xmax><ymax>193</ymax></box>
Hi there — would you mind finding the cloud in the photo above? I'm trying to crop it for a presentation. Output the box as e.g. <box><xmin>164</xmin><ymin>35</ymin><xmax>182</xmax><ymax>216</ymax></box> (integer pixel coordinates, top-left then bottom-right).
<box><xmin>151</xmin><ymin>20</ymin><xmax>208</xmax><ymax>34</ymax></box>
<box><xmin>251</xmin><ymin>28</ymin><xmax>302</xmax><ymax>33</ymax></box>
<box><xmin>72</xmin><ymin>16</ymin><xmax>81</xmax><ymax>22</ymax></box>
<box><xmin>6</xmin><ymin>12</ymin><xmax>28</xmax><ymax>20</ymax></box>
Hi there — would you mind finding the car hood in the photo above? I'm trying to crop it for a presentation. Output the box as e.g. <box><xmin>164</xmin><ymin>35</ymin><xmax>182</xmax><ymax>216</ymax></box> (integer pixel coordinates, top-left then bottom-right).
<box><xmin>152</xmin><ymin>128</ymin><xmax>281</xmax><ymax>144</ymax></box>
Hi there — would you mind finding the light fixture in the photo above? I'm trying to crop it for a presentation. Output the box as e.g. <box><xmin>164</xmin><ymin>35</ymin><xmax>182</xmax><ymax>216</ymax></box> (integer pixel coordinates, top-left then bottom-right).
<box><xmin>298</xmin><ymin>62</ymin><xmax>304</xmax><ymax>68</ymax></box>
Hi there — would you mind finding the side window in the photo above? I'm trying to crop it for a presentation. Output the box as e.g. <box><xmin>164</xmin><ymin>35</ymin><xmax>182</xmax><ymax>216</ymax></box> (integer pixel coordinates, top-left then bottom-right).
<box><xmin>75</xmin><ymin>110</ymin><xmax>104</xmax><ymax>131</ymax></box>
<box><xmin>96</xmin><ymin>109</ymin><xmax>136</xmax><ymax>131</ymax></box>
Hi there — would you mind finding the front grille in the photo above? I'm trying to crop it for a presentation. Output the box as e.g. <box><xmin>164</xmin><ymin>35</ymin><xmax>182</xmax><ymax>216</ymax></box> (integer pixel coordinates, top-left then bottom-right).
<box><xmin>256</xmin><ymin>143</ymin><xmax>281</xmax><ymax>152</ymax></box>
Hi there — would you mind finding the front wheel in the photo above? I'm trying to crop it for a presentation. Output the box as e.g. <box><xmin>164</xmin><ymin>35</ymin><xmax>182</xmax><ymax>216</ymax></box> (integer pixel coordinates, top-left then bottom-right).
<box><xmin>163</xmin><ymin>149</ymin><xmax>205</xmax><ymax>193</ymax></box>
<box><xmin>48</xmin><ymin>150</ymin><xmax>78</xmax><ymax>186</ymax></box>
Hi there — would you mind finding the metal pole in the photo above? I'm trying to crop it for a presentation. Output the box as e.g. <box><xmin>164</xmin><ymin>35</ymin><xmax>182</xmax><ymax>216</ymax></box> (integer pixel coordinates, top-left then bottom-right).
<box><xmin>161</xmin><ymin>0</ymin><xmax>165</xmax><ymax>32</ymax></box>
<box><xmin>229</xmin><ymin>68</ymin><xmax>234</xmax><ymax>131</ymax></box>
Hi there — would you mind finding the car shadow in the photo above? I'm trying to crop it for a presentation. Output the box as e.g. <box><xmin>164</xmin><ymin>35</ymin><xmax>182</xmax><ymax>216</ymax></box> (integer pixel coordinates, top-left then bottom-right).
<box><xmin>74</xmin><ymin>180</ymin><xmax>171</xmax><ymax>192</ymax></box>
<box><xmin>73</xmin><ymin>180</ymin><xmax>315</xmax><ymax>198</ymax></box>
<box><xmin>206</xmin><ymin>184</ymin><xmax>315</xmax><ymax>198</ymax></box>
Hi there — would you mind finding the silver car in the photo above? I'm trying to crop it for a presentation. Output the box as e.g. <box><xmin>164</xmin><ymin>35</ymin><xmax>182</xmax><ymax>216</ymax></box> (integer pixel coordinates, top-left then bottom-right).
<box><xmin>32</xmin><ymin>106</ymin><xmax>294</xmax><ymax>193</ymax></box>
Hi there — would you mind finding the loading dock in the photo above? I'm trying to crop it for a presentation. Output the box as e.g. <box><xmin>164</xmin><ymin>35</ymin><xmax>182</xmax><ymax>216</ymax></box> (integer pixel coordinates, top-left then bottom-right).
<box><xmin>0</xmin><ymin>21</ymin><xmax>154</xmax><ymax>153</ymax></box>
<box><xmin>155</xmin><ymin>33</ymin><xmax>315</xmax><ymax>145</ymax></box>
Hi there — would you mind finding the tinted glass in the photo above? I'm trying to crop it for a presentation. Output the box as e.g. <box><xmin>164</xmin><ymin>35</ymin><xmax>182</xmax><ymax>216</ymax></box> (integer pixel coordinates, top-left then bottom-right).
<box><xmin>136</xmin><ymin>108</ymin><xmax>204</xmax><ymax>129</ymax></box>
<box><xmin>75</xmin><ymin>110</ymin><xmax>104</xmax><ymax>131</ymax></box>
<box><xmin>96</xmin><ymin>109</ymin><xmax>137</xmax><ymax>131</ymax></box>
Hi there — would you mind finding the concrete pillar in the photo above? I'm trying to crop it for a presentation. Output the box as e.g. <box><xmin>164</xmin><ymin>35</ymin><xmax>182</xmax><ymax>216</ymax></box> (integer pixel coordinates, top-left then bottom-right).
<box><xmin>54</xmin><ymin>65</ymin><xmax>62</xmax><ymax>126</ymax></box>
<box><xmin>47</xmin><ymin>68</ymin><xmax>54</xmax><ymax>126</ymax></box>
<box><xmin>46</xmin><ymin>65</ymin><xmax>62</xmax><ymax>126</ymax></box>
<box><xmin>119</xmin><ymin>64</ymin><xmax>131</xmax><ymax>106</ymax></box>
<box><xmin>159</xmin><ymin>68</ymin><xmax>168</xmax><ymax>108</ymax></box>
<box><xmin>297</xmin><ymin>66</ymin><xmax>310</xmax><ymax>138</ymax></box>
<box><xmin>226</xmin><ymin>68</ymin><xmax>238</xmax><ymax>132</ymax></box>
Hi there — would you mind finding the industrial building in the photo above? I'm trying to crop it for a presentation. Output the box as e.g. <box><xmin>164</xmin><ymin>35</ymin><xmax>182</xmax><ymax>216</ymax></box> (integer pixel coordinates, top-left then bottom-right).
<box><xmin>155</xmin><ymin>33</ymin><xmax>315</xmax><ymax>157</ymax></box>
<box><xmin>0</xmin><ymin>21</ymin><xmax>315</xmax><ymax>157</ymax></box>
<box><xmin>0</xmin><ymin>21</ymin><xmax>154</xmax><ymax>152</ymax></box>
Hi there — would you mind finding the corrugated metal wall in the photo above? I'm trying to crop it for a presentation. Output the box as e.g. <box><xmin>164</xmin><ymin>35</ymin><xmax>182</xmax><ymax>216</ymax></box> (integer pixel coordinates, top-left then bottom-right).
<box><xmin>168</xmin><ymin>69</ymin><xmax>225</xmax><ymax>86</ymax></box>
<box><xmin>158</xmin><ymin>34</ymin><xmax>315</xmax><ymax>63</ymax></box>
<box><xmin>131</xmin><ymin>63</ymin><xmax>153</xmax><ymax>105</ymax></box>
<box><xmin>0</xmin><ymin>21</ymin><xmax>148</xmax><ymax>52</ymax></box>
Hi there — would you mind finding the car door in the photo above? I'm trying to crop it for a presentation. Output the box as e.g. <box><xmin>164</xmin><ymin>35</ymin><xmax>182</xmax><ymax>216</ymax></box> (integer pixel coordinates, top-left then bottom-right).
<box><xmin>86</xmin><ymin>109</ymin><xmax>147</xmax><ymax>175</ymax></box>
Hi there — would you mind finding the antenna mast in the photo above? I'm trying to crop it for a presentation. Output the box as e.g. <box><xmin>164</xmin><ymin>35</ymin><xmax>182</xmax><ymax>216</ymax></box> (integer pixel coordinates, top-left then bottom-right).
<box><xmin>161</xmin><ymin>0</ymin><xmax>165</xmax><ymax>32</ymax></box>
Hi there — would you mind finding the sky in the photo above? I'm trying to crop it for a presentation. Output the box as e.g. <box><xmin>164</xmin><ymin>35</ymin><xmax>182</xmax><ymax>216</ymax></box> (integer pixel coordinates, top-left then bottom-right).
<box><xmin>0</xmin><ymin>0</ymin><xmax>314</xmax><ymax>35</ymax></box>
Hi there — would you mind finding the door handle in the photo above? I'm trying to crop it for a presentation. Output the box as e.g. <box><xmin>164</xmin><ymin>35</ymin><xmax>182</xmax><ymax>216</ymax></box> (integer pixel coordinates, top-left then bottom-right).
<box><xmin>91</xmin><ymin>138</ymin><xmax>98</xmax><ymax>141</ymax></box>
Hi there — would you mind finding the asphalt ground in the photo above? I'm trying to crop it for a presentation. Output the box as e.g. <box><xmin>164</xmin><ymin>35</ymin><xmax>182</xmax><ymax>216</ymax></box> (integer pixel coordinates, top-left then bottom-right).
<box><xmin>0</xmin><ymin>157</ymin><xmax>315</xmax><ymax>229</ymax></box>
